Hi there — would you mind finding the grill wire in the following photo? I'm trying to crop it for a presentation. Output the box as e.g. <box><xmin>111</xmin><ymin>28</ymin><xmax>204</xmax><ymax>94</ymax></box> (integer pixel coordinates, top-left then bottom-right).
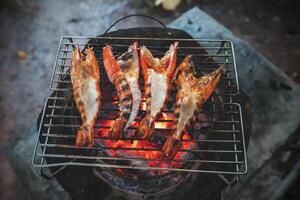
<box><xmin>32</xmin><ymin>36</ymin><xmax>247</xmax><ymax>175</ymax></box>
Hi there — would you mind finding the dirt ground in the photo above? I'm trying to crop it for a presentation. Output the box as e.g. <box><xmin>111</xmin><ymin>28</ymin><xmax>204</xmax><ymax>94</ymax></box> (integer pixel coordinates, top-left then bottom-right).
<box><xmin>196</xmin><ymin>0</ymin><xmax>300</xmax><ymax>83</ymax></box>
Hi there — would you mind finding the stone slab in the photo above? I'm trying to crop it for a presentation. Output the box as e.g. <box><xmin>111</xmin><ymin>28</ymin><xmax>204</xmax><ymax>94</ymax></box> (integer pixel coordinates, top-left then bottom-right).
<box><xmin>170</xmin><ymin>6</ymin><xmax>300</xmax><ymax>171</ymax></box>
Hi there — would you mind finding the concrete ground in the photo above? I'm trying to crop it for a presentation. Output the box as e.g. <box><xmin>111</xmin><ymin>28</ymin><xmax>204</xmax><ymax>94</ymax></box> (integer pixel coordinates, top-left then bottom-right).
<box><xmin>0</xmin><ymin>0</ymin><xmax>299</xmax><ymax>199</ymax></box>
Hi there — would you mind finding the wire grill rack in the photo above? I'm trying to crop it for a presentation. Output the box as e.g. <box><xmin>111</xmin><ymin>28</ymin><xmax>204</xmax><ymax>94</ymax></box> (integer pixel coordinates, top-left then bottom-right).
<box><xmin>32</xmin><ymin>36</ymin><xmax>247</xmax><ymax>175</ymax></box>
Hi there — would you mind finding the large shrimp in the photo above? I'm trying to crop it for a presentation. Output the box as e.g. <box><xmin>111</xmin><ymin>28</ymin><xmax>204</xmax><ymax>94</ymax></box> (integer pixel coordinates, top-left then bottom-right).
<box><xmin>161</xmin><ymin>55</ymin><xmax>225</xmax><ymax>159</ymax></box>
<box><xmin>135</xmin><ymin>42</ymin><xmax>178</xmax><ymax>139</ymax></box>
<box><xmin>70</xmin><ymin>45</ymin><xmax>101</xmax><ymax>147</ymax></box>
<box><xmin>103</xmin><ymin>42</ymin><xmax>141</xmax><ymax>139</ymax></box>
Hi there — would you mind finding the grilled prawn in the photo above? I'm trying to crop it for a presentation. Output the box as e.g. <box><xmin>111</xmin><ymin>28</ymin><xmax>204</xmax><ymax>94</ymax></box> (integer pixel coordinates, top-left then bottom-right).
<box><xmin>71</xmin><ymin>45</ymin><xmax>101</xmax><ymax>147</ymax></box>
<box><xmin>161</xmin><ymin>55</ymin><xmax>225</xmax><ymax>159</ymax></box>
<box><xmin>135</xmin><ymin>42</ymin><xmax>178</xmax><ymax>139</ymax></box>
<box><xmin>103</xmin><ymin>42</ymin><xmax>141</xmax><ymax>138</ymax></box>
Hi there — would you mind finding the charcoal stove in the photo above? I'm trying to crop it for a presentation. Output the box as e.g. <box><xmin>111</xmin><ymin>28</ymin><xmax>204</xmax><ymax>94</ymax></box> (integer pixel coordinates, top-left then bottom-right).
<box><xmin>32</xmin><ymin>24</ymin><xmax>251</xmax><ymax>200</ymax></box>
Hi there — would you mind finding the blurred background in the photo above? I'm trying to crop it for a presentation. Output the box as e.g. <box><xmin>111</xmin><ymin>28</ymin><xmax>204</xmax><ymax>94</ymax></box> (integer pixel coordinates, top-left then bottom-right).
<box><xmin>0</xmin><ymin>0</ymin><xmax>299</xmax><ymax>199</ymax></box>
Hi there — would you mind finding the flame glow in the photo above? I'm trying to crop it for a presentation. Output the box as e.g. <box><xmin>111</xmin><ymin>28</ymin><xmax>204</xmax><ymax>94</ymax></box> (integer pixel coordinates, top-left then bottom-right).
<box><xmin>96</xmin><ymin>113</ymin><xmax>197</xmax><ymax>174</ymax></box>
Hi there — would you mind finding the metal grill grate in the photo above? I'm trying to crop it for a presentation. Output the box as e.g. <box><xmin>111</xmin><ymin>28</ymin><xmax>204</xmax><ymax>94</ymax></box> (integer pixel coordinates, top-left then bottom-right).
<box><xmin>32</xmin><ymin>36</ymin><xmax>247</xmax><ymax>175</ymax></box>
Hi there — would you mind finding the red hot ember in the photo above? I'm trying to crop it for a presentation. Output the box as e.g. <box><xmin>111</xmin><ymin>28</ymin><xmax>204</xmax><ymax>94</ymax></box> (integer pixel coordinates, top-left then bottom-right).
<box><xmin>96</xmin><ymin>112</ymin><xmax>198</xmax><ymax>175</ymax></box>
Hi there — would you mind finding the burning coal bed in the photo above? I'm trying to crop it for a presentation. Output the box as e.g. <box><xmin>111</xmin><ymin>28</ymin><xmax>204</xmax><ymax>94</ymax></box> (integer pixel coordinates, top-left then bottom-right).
<box><xmin>93</xmin><ymin>98</ymin><xmax>211</xmax><ymax>178</ymax></box>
